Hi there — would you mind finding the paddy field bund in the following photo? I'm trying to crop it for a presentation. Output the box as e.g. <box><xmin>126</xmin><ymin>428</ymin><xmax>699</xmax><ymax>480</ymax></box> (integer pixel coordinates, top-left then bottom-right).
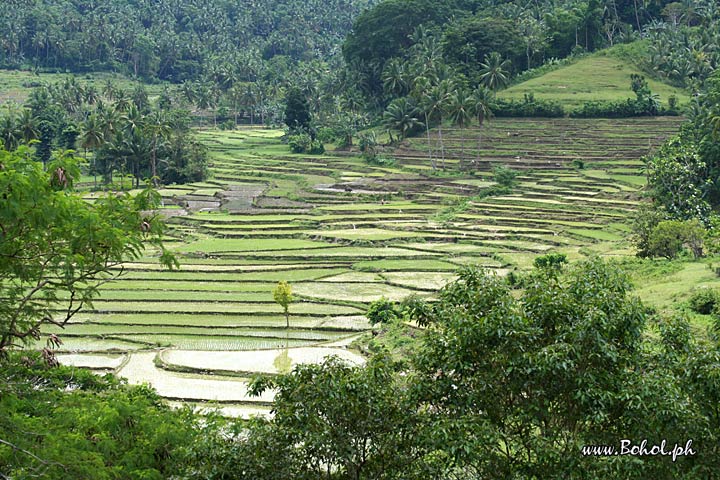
<box><xmin>49</xmin><ymin>117</ymin><xmax>683</xmax><ymax>415</ymax></box>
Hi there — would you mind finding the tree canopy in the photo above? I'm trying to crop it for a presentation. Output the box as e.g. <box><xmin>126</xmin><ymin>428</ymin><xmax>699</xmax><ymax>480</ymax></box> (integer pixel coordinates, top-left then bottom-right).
<box><xmin>0</xmin><ymin>146</ymin><xmax>175</xmax><ymax>357</ymax></box>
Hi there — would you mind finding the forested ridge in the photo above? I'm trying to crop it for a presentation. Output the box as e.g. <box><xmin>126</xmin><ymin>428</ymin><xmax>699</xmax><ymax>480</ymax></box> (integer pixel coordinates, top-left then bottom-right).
<box><xmin>0</xmin><ymin>0</ymin><xmax>377</xmax><ymax>80</ymax></box>
<box><xmin>1</xmin><ymin>0</ymin><xmax>718</xmax><ymax>130</ymax></box>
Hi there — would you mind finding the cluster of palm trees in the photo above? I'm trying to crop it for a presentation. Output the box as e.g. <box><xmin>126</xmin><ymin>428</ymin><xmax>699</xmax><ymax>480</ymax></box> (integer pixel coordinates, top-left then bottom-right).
<box><xmin>176</xmin><ymin>79</ymin><xmax>271</xmax><ymax>126</ymax></box>
<box><xmin>1</xmin><ymin>77</ymin><xmax>206</xmax><ymax>188</ymax></box>
<box><xmin>80</xmin><ymin>106</ymin><xmax>175</xmax><ymax>188</ymax></box>
<box><xmin>644</xmin><ymin>1</ymin><xmax>720</xmax><ymax>89</ymax></box>
<box><xmin>379</xmin><ymin>44</ymin><xmax>510</xmax><ymax>170</ymax></box>
<box><xmin>0</xmin><ymin>108</ymin><xmax>38</xmax><ymax>151</ymax></box>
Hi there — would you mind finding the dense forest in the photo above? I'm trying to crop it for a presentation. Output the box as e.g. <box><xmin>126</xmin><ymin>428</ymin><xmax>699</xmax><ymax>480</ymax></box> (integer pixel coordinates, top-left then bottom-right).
<box><xmin>3</xmin><ymin>0</ymin><xmax>720</xmax><ymax>478</ymax></box>
<box><xmin>0</xmin><ymin>0</ymin><xmax>377</xmax><ymax>80</ymax></box>
<box><xmin>1</xmin><ymin>0</ymin><xmax>718</xmax><ymax>125</ymax></box>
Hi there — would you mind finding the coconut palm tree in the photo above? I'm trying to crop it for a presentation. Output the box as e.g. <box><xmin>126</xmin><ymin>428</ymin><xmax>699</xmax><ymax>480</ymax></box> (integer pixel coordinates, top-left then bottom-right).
<box><xmin>196</xmin><ymin>83</ymin><xmax>218</xmax><ymax>126</ymax></box>
<box><xmin>0</xmin><ymin>111</ymin><xmax>20</xmax><ymax>151</ymax></box>
<box><xmin>114</xmin><ymin>89</ymin><xmax>132</xmax><ymax>112</ymax></box>
<box><xmin>80</xmin><ymin>114</ymin><xmax>104</xmax><ymax>187</ymax></box>
<box><xmin>472</xmin><ymin>86</ymin><xmax>494</xmax><ymax>165</ymax></box>
<box><xmin>446</xmin><ymin>89</ymin><xmax>474</xmax><ymax>167</ymax></box>
<box><xmin>429</xmin><ymin>79</ymin><xmax>455</xmax><ymax>169</ymax></box>
<box><xmin>102</xmin><ymin>79</ymin><xmax>117</xmax><ymax>101</ymax></box>
<box><xmin>144</xmin><ymin>111</ymin><xmax>171</xmax><ymax>185</ymax></box>
<box><xmin>99</xmin><ymin>107</ymin><xmax>121</xmax><ymax>141</ymax></box>
<box><xmin>414</xmin><ymin>77</ymin><xmax>436</xmax><ymax>170</ymax></box>
<box><xmin>17</xmin><ymin>109</ymin><xmax>39</xmax><ymax>145</ymax></box>
<box><xmin>479</xmin><ymin>52</ymin><xmax>512</xmax><ymax>91</ymax></box>
<box><xmin>382</xmin><ymin>97</ymin><xmax>420</xmax><ymax>143</ymax></box>
<box><xmin>382</xmin><ymin>58</ymin><xmax>408</xmax><ymax>97</ymax></box>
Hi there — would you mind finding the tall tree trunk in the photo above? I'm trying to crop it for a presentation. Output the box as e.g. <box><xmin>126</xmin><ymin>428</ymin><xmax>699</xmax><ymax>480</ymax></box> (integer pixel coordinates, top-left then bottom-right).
<box><xmin>425</xmin><ymin>113</ymin><xmax>435</xmax><ymax>170</ymax></box>
<box><xmin>476</xmin><ymin>124</ymin><xmax>483</xmax><ymax>166</ymax></box>
<box><xmin>438</xmin><ymin>120</ymin><xmax>445</xmax><ymax>170</ymax></box>
<box><xmin>151</xmin><ymin>138</ymin><xmax>158</xmax><ymax>186</ymax></box>
<box><xmin>633</xmin><ymin>0</ymin><xmax>641</xmax><ymax>32</ymax></box>
<box><xmin>527</xmin><ymin>47</ymin><xmax>531</xmax><ymax>71</ymax></box>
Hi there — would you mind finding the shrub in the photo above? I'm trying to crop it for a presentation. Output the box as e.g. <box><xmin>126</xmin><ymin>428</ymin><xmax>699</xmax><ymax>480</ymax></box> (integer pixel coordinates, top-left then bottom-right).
<box><xmin>287</xmin><ymin>132</ymin><xmax>325</xmax><ymax>154</ymax></box>
<box><xmin>491</xmin><ymin>97</ymin><xmax>564</xmax><ymax>118</ymax></box>
<box><xmin>647</xmin><ymin>220</ymin><xmax>696</xmax><ymax>259</ymax></box>
<box><xmin>288</xmin><ymin>132</ymin><xmax>311</xmax><ymax>153</ymax></box>
<box><xmin>647</xmin><ymin>220</ymin><xmax>686</xmax><ymax>259</ymax></box>
<box><xmin>367</xmin><ymin>297</ymin><xmax>400</xmax><ymax>325</ymax></box>
<box><xmin>631</xmin><ymin>203</ymin><xmax>668</xmax><ymax>258</ymax></box>
<box><xmin>533</xmin><ymin>253</ymin><xmax>568</xmax><ymax>270</ymax></box>
<box><xmin>506</xmin><ymin>270</ymin><xmax>527</xmax><ymax>289</ymax></box>
<box><xmin>364</xmin><ymin>155</ymin><xmax>397</xmax><ymax>167</ymax></box>
<box><xmin>493</xmin><ymin>165</ymin><xmax>518</xmax><ymax>188</ymax></box>
<box><xmin>219</xmin><ymin>120</ymin><xmax>235</xmax><ymax>130</ymax></box>
<box><xmin>570</xmin><ymin>75</ymin><xmax>679</xmax><ymax>118</ymax></box>
<box><xmin>317</xmin><ymin>124</ymin><xmax>355</xmax><ymax>148</ymax></box>
<box><xmin>357</xmin><ymin>131</ymin><xmax>379</xmax><ymax>160</ymax></box>
<box><xmin>308</xmin><ymin>140</ymin><xmax>325</xmax><ymax>154</ymax></box>
<box><xmin>570</xmin><ymin>99</ymin><xmax>639</xmax><ymax>118</ymax></box>
<box><xmin>643</xmin><ymin>218</ymin><xmax>705</xmax><ymax>259</ymax></box>
<box><xmin>689</xmin><ymin>288</ymin><xmax>720</xmax><ymax>315</ymax></box>
<box><xmin>316</xmin><ymin>127</ymin><xmax>336</xmax><ymax>143</ymax></box>
<box><xmin>705</xmin><ymin>215</ymin><xmax>720</xmax><ymax>255</ymax></box>
<box><xmin>399</xmin><ymin>295</ymin><xmax>434</xmax><ymax>327</ymax></box>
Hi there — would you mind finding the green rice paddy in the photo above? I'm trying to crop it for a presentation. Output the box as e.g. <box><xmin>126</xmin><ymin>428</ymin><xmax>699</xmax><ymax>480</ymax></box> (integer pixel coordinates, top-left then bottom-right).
<box><xmin>47</xmin><ymin>117</ymin><xmax>703</xmax><ymax>408</ymax></box>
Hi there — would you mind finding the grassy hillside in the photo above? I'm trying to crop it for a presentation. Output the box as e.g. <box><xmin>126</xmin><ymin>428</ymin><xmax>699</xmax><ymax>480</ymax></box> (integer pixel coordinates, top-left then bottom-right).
<box><xmin>0</xmin><ymin>69</ymin><xmax>166</xmax><ymax>105</ymax></box>
<box><xmin>499</xmin><ymin>52</ymin><xmax>690</xmax><ymax>109</ymax></box>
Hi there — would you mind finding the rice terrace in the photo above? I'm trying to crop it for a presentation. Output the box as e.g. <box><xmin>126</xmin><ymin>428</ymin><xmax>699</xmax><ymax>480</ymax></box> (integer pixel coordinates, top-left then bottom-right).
<box><xmin>3</xmin><ymin>0</ymin><xmax>720</xmax><ymax>477</ymax></box>
<box><xmin>42</xmin><ymin>116</ymin><xmax>684</xmax><ymax>416</ymax></box>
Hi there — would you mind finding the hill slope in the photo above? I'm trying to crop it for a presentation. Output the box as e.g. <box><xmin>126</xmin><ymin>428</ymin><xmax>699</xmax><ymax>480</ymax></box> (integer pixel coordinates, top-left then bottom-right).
<box><xmin>499</xmin><ymin>53</ymin><xmax>689</xmax><ymax>109</ymax></box>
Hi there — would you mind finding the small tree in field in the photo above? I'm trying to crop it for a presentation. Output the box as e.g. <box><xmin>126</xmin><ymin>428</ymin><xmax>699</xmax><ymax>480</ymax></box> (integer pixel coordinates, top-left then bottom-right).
<box><xmin>273</xmin><ymin>281</ymin><xmax>293</xmax><ymax>328</ymax></box>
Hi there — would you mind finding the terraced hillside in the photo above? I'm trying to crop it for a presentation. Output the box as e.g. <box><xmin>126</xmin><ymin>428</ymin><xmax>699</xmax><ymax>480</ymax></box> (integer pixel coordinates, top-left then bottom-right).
<box><xmin>50</xmin><ymin>117</ymin><xmax>683</xmax><ymax>416</ymax></box>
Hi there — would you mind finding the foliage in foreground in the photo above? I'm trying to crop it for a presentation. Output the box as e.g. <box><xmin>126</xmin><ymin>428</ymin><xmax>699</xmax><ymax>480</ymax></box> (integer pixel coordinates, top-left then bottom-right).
<box><xmin>0</xmin><ymin>353</ymin><xmax>200</xmax><ymax>479</ymax></box>
<box><xmin>635</xmin><ymin>69</ymin><xmax>720</xmax><ymax>258</ymax></box>
<box><xmin>0</xmin><ymin>147</ymin><xmax>175</xmax><ymax>355</ymax></box>
<box><xmin>191</xmin><ymin>259</ymin><xmax>720</xmax><ymax>479</ymax></box>
<box><xmin>4</xmin><ymin>260</ymin><xmax>720</xmax><ymax>478</ymax></box>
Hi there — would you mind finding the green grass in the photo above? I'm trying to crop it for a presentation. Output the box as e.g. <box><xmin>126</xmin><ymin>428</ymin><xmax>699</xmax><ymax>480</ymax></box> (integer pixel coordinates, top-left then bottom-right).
<box><xmin>117</xmin><ymin>334</ymin><xmax>313</xmax><ymax>351</ymax></box>
<box><xmin>308</xmin><ymin>228</ymin><xmax>426</xmax><ymax>241</ymax></box>
<box><xmin>499</xmin><ymin>54</ymin><xmax>689</xmax><ymax>109</ymax></box>
<box><xmin>46</xmin><ymin>324</ymin><xmax>345</xmax><ymax>341</ymax></box>
<box><xmin>71</xmin><ymin>313</ymin><xmax>369</xmax><ymax>330</ymax></box>
<box><xmin>91</xmin><ymin>290</ymin><xmax>282</xmax><ymax>302</ymax></box>
<box><xmin>382</xmin><ymin>272</ymin><xmax>458</xmax><ymax>290</ymax></box>
<box><xmin>31</xmin><ymin>336</ymin><xmax>149</xmax><ymax>352</ymax></box>
<box><xmin>83</xmin><ymin>300</ymin><xmax>363</xmax><ymax>315</ymax></box>
<box><xmin>632</xmin><ymin>260</ymin><xmax>720</xmax><ymax>312</ymax></box>
<box><xmin>293</xmin><ymin>282</ymin><xmax>416</xmax><ymax>302</ymax></box>
<box><xmin>174</xmin><ymin>238</ymin><xmax>334</xmax><ymax>253</ymax></box>
<box><xmin>0</xmin><ymin>69</ymin><xmax>166</xmax><ymax>103</ymax></box>
<box><xmin>100</xmin><ymin>280</ymin><xmax>279</xmax><ymax>292</ymax></box>
<box><xmin>567</xmin><ymin>228</ymin><xmax>624</xmax><ymax>241</ymax></box>
<box><xmin>353</xmin><ymin>259</ymin><xmax>459</xmax><ymax>272</ymax></box>
<box><xmin>118</xmin><ymin>268</ymin><xmax>348</xmax><ymax>282</ymax></box>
